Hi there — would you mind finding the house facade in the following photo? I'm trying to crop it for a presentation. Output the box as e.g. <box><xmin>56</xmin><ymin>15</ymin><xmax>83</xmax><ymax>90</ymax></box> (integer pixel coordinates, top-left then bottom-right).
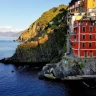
<box><xmin>70</xmin><ymin>20</ymin><xmax>96</xmax><ymax>57</ymax></box>
<box><xmin>67</xmin><ymin>0</ymin><xmax>96</xmax><ymax>58</ymax></box>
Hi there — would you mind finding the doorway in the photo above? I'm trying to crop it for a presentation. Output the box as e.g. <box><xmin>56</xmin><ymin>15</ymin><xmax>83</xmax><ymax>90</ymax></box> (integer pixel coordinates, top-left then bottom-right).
<box><xmin>84</xmin><ymin>51</ymin><xmax>87</xmax><ymax>57</ymax></box>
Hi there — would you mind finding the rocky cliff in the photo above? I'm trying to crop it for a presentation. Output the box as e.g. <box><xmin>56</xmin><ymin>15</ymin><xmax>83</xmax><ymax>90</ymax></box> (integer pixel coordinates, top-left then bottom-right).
<box><xmin>0</xmin><ymin>5</ymin><xmax>68</xmax><ymax>64</ymax></box>
<box><xmin>40</xmin><ymin>57</ymin><xmax>96</xmax><ymax>80</ymax></box>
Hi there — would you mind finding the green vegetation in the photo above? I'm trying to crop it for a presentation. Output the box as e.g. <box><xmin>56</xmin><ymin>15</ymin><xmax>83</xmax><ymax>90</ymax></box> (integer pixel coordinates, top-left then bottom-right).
<box><xmin>50</xmin><ymin>24</ymin><xmax>57</xmax><ymax>29</ymax></box>
<box><xmin>62</xmin><ymin>57</ymin><xmax>68</xmax><ymax>61</ymax></box>
<box><xmin>80</xmin><ymin>62</ymin><xmax>85</xmax><ymax>68</ymax></box>
<box><xmin>37</xmin><ymin>5</ymin><xmax>67</xmax><ymax>26</ymax></box>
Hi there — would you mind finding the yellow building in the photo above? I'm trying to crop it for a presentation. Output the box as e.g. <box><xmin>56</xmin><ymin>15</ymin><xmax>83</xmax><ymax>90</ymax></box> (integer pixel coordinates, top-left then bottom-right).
<box><xmin>87</xmin><ymin>0</ymin><xmax>96</xmax><ymax>9</ymax></box>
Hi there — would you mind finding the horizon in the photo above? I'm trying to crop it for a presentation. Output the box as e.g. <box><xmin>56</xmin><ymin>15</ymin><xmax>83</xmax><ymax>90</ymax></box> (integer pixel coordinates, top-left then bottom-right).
<box><xmin>0</xmin><ymin>0</ymin><xmax>70</xmax><ymax>33</ymax></box>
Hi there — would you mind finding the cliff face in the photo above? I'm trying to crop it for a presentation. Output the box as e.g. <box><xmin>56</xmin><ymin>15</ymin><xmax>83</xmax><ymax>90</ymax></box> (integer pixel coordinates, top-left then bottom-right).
<box><xmin>3</xmin><ymin>5</ymin><xmax>68</xmax><ymax>64</ymax></box>
<box><xmin>11</xmin><ymin>27</ymin><xmax>67</xmax><ymax>63</ymax></box>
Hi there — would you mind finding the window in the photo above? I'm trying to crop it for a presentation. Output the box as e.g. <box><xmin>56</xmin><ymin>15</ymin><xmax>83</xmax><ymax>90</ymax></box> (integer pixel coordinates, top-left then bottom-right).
<box><xmin>74</xmin><ymin>35</ymin><xmax>76</xmax><ymax>39</ymax></box>
<box><xmin>82</xmin><ymin>43</ymin><xmax>85</xmax><ymax>47</ymax></box>
<box><xmin>82</xmin><ymin>35</ymin><xmax>85</xmax><ymax>39</ymax></box>
<box><xmin>80</xmin><ymin>21</ymin><xmax>83</xmax><ymax>24</ymax></box>
<box><xmin>82</xmin><ymin>26</ymin><xmax>86</xmax><ymax>32</ymax></box>
<box><xmin>74</xmin><ymin>30</ymin><xmax>76</xmax><ymax>34</ymax></box>
<box><xmin>90</xmin><ymin>26</ymin><xmax>93</xmax><ymax>32</ymax></box>
<box><xmin>91</xmin><ymin>21</ymin><xmax>95</xmax><ymax>25</ymax></box>
<box><xmin>89</xmin><ymin>43</ymin><xmax>92</xmax><ymax>47</ymax></box>
<box><xmin>89</xmin><ymin>35</ymin><xmax>92</xmax><ymax>39</ymax></box>
<box><xmin>74</xmin><ymin>28</ymin><xmax>76</xmax><ymax>33</ymax></box>
<box><xmin>76</xmin><ymin>8</ymin><xmax>78</xmax><ymax>11</ymax></box>
<box><xmin>85</xmin><ymin>51</ymin><xmax>87</xmax><ymax>57</ymax></box>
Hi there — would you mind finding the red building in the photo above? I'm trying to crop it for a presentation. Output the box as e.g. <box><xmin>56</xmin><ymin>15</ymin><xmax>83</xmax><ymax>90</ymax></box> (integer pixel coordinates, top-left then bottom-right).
<box><xmin>70</xmin><ymin>19</ymin><xmax>96</xmax><ymax>57</ymax></box>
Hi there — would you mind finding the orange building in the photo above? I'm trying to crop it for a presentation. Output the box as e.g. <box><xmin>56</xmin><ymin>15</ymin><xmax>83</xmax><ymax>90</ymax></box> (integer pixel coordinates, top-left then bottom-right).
<box><xmin>70</xmin><ymin>20</ymin><xmax>96</xmax><ymax>57</ymax></box>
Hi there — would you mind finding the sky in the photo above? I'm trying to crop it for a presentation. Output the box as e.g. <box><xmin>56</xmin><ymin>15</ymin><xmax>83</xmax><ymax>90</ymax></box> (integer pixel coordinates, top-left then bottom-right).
<box><xmin>0</xmin><ymin>0</ymin><xmax>70</xmax><ymax>32</ymax></box>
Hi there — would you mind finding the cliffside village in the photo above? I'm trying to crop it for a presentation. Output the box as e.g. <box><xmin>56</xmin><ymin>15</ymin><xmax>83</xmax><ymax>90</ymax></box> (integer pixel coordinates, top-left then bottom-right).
<box><xmin>67</xmin><ymin>0</ymin><xmax>96</xmax><ymax>58</ymax></box>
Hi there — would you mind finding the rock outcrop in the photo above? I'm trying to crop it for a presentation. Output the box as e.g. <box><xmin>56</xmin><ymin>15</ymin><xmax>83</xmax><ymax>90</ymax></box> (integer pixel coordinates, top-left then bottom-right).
<box><xmin>39</xmin><ymin>57</ymin><xmax>96</xmax><ymax>80</ymax></box>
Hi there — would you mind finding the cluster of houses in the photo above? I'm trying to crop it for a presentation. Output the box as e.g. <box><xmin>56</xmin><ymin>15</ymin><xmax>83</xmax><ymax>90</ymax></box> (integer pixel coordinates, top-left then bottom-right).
<box><xmin>67</xmin><ymin>0</ymin><xmax>96</xmax><ymax>58</ymax></box>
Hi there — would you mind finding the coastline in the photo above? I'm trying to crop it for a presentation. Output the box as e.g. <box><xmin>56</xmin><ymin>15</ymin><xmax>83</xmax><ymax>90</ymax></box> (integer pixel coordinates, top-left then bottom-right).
<box><xmin>0</xmin><ymin>58</ymin><xmax>48</xmax><ymax>68</ymax></box>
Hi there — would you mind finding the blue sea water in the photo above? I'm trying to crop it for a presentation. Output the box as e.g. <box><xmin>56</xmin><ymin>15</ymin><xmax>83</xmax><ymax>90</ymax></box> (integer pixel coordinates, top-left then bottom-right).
<box><xmin>0</xmin><ymin>37</ymin><xmax>95</xmax><ymax>96</ymax></box>
<box><xmin>0</xmin><ymin>37</ymin><xmax>70</xmax><ymax>96</ymax></box>
<box><xmin>0</xmin><ymin>37</ymin><xmax>19</xmax><ymax>59</ymax></box>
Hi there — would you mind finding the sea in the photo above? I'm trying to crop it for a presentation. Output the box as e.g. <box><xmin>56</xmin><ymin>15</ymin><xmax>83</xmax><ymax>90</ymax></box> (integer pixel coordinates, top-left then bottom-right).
<box><xmin>0</xmin><ymin>37</ymin><xmax>96</xmax><ymax>96</ymax></box>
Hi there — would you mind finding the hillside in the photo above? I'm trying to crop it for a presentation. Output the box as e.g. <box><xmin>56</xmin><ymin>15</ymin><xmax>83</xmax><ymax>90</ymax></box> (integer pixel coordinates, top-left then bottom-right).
<box><xmin>18</xmin><ymin>5</ymin><xmax>67</xmax><ymax>42</ymax></box>
<box><xmin>1</xmin><ymin>5</ymin><xmax>68</xmax><ymax>64</ymax></box>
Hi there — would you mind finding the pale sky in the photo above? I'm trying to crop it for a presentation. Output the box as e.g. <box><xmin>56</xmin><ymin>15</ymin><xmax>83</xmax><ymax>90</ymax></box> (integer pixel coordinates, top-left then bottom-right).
<box><xmin>0</xmin><ymin>0</ymin><xmax>70</xmax><ymax>32</ymax></box>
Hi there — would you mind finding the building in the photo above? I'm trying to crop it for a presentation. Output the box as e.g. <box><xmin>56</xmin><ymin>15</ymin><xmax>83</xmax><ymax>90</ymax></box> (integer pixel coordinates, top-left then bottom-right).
<box><xmin>70</xmin><ymin>19</ymin><xmax>96</xmax><ymax>57</ymax></box>
<box><xmin>67</xmin><ymin>0</ymin><xmax>96</xmax><ymax>58</ymax></box>
<box><xmin>87</xmin><ymin>0</ymin><xmax>96</xmax><ymax>10</ymax></box>
<box><xmin>68</xmin><ymin>0</ymin><xmax>96</xmax><ymax>13</ymax></box>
